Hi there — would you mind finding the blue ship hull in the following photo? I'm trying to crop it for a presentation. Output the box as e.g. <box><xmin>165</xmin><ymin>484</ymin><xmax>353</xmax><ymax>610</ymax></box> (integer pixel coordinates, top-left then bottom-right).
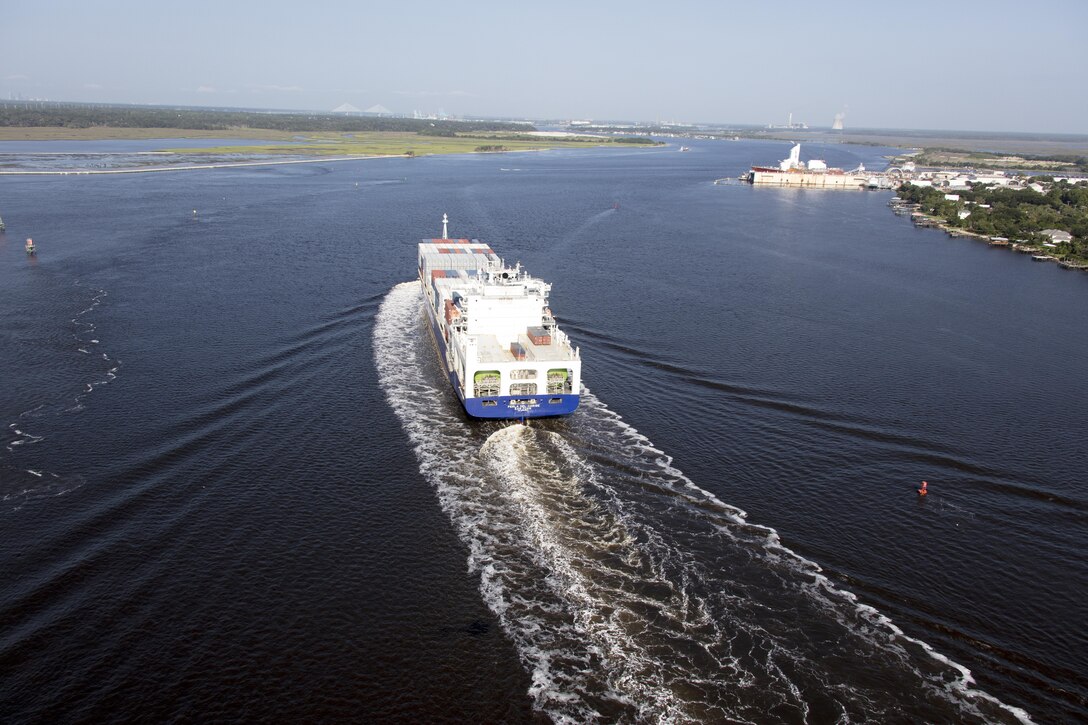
<box><xmin>423</xmin><ymin>293</ymin><xmax>579</xmax><ymax>420</ymax></box>
<box><xmin>461</xmin><ymin>392</ymin><xmax>580</xmax><ymax>418</ymax></box>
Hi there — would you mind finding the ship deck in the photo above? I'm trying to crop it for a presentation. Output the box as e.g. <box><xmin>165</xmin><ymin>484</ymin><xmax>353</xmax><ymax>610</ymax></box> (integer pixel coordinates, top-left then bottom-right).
<box><xmin>472</xmin><ymin>333</ymin><xmax>573</xmax><ymax>363</ymax></box>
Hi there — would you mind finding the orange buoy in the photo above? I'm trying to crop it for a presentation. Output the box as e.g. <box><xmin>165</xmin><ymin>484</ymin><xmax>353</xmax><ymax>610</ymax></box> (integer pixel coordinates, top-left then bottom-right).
<box><xmin>917</xmin><ymin>480</ymin><xmax>928</xmax><ymax>496</ymax></box>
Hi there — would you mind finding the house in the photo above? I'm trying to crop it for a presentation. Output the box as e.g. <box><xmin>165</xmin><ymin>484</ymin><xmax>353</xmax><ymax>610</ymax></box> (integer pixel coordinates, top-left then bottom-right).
<box><xmin>1040</xmin><ymin>229</ymin><xmax>1073</xmax><ymax>244</ymax></box>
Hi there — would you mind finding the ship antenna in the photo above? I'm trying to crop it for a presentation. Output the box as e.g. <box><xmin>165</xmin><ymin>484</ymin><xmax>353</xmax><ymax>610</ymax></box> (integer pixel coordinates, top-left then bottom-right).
<box><xmin>442</xmin><ymin>213</ymin><xmax>449</xmax><ymax>240</ymax></box>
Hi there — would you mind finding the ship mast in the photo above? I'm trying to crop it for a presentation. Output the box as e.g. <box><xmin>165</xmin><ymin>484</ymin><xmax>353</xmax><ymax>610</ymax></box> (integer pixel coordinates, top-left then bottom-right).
<box><xmin>441</xmin><ymin>213</ymin><xmax>449</xmax><ymax>240</ymax></box>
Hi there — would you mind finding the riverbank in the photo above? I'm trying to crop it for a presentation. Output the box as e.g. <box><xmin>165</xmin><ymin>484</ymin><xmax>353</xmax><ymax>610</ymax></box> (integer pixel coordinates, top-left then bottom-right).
<box><xmin>890</xmin><ymin>197</ymin><xmax>1088</xmax><ymax>271</ymax></box>
<box><xmin>0</xmin><ymin>127</ymin><xmax>657</xmax><ymax>152</ymax></box>
<box><xmin>159</xmin><ymin>130</ymin><xmax>656</xmax><ymax>157</ymax></box>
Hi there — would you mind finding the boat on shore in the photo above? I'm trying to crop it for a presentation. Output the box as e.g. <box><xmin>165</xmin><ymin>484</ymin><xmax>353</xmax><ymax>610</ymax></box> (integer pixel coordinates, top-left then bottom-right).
<box><xmin>417</xmin><ymin>215</ymin><xmax>582</xmax><ymax>419</ymax></box>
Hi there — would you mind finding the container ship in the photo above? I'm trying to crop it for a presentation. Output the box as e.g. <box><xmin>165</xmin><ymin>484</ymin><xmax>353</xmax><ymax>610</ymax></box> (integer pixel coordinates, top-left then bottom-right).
<box><xmin>417</xmin><ymin>215</ymin><xmax>582</xmax><ymax>419</ymax></box>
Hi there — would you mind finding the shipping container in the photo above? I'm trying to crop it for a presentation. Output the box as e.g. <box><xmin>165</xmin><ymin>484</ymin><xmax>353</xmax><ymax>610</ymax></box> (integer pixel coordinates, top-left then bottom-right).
<box><xmin>527</xmin><ymin>326</ymin><xmax>551</xmax><ymax>345</ymax></box>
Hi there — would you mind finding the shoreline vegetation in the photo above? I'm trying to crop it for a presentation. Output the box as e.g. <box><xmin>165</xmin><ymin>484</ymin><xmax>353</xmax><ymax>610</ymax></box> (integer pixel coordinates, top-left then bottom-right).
<box><xmin>0</xmin><ymin>128</ymin><xmax>660</xmax><ymax>174</ymax></box>
<box><xmin>159</xmin><ymin>131</ymin><xmax>660</xmax><ymax>158</ymax></box>
<box><xmin>894</xmin><ymin>181</ymin><xmax>1088</xmax><ymax>267</ymax></box>
<box><xmin>0</xmin><ymin>105</ymin><xmax>662</xmax><ymax>174</ymax></box>
<box><xmin>0</xmin><ymin>128</ymin><xmax>661</xmax><ymax>175</ymax></box>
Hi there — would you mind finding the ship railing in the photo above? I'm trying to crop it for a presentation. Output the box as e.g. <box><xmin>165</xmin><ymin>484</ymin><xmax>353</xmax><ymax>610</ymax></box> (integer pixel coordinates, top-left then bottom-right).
<box><xmin>550</xmin><ymin>329</ymin><xmax>580</xmax><ymax>359</ymax></box>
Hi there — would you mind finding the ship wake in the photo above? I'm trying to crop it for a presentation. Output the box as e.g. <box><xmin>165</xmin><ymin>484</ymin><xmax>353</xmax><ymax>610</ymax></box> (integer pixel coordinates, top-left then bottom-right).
<box><xmin>374</xmin><ymin>281</ymin><xmax>1029</xmax><ymax>724</ymax></box>
<box><xmin>2</xmin><ymin>280</ymin><xmax>116</xmax><ymax>511</ymax></box>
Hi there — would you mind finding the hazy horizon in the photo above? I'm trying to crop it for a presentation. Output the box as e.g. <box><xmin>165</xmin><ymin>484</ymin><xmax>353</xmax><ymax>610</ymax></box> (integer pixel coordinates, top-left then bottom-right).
<box><xmin>4</xmin><ymin>0</ymin><xmax>1086</xmax><ymax>135</ymax></box>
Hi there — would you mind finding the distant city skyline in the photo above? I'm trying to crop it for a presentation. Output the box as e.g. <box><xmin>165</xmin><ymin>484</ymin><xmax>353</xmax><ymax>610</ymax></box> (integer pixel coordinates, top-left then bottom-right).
<box><xmin>4</xmin><ymin>0</ymin><xmax>1086</xmax><ymax>134</ymax></box>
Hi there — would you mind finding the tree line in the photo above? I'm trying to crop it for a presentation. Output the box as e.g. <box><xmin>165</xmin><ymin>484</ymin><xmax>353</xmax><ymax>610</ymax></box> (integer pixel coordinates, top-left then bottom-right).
<box><xmin>0</xmin><ymin>103</ymin><xmax>529</xmax><ymax>135</ymax></box>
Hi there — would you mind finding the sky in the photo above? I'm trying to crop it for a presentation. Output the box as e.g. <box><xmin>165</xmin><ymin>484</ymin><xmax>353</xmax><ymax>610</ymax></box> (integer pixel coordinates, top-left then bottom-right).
<box><xmin>3</xmin><ymin>0</ymin><xmax>1086</xmax><ymax>134</ymax></box>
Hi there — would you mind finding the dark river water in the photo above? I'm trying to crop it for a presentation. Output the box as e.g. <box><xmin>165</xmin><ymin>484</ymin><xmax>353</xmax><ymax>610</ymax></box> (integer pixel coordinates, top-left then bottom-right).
<box><xmin>1</xmin><ymin>139</ymin><xmax>1084</xmax><ymax>723</ymax></box>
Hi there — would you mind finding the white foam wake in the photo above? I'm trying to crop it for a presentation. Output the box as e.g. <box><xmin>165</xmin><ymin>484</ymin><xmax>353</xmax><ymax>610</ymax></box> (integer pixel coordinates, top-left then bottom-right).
<box><xmin>68</xmin><ymin>283</ymin><xmax>120</xmax><ymax>409</ymax></box>
<box><xmin>374</xmin><ymin>281</ymin><xmax>1031</xmax><ymax>724</ymax></box>
<box><xmin>375</xmin><ymin>282</ymin><xmax>671</xmax><ymax>720</ymax></box>
<box><xmin>570</xmin><ymin>393</ymin><xmax>1033</xmax><ymax>724</ymax></box>
<box><xmin>2</xmin><ymin>282</ymin><xmax>117</xmax><ymax>509</ymax></box>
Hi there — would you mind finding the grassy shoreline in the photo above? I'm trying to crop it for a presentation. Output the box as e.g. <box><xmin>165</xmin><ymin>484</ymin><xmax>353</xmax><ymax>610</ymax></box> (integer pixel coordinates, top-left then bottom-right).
<box><xmin>0</xmin><ymin>127</ymin><xmax>658</xmax><ymax>155</ymax></box>
<box><xmin>164</xmin><ymin>131</ymin><xmax>655</xmax><ymax>157</ymax></box>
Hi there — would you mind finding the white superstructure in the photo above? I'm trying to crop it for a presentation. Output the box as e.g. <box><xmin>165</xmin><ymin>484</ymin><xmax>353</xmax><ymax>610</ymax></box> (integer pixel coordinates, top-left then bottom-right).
<box><xmin>748</xmin><ymin>143</ymin><xmax>869</xmax><ymax>189</ymax></box>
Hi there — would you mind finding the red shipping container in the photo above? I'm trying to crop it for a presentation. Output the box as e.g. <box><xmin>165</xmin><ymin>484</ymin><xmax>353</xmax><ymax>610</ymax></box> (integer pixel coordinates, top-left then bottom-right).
<box><xmin>527</xmin><ymin>326</ymin><xmax>551</xmax><ymax>345</ymax></box>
